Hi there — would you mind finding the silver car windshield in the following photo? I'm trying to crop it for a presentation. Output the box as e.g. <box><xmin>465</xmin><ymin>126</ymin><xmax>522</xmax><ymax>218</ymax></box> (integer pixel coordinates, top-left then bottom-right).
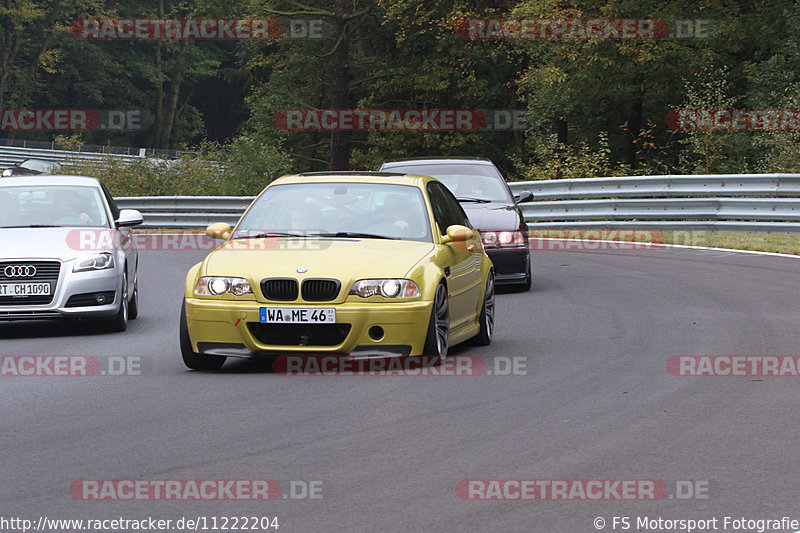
<box><xmin>234</xmin><ymin>182</ymin><xmax>433</xmax><ymax>242</ymax></box>
<box><xmin>386</xmin><ymin>164</ymin><xmax>513</xmax><ymax>202</ymax></box>
<box><xmin>0</xmin><ymin>185</ymin><xmax>109</xmax><ymax>228</ymax></box>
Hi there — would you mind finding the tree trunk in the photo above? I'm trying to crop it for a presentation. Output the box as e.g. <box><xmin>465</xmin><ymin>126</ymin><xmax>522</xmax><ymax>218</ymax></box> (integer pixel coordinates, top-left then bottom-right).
<box><xmin>152</xmin><ymin>0</ymin><xmax>165</xmax><ymax>147</ymax></box>
<box><xmin>329</xmin><ymin>0</ymin><xmax>350</xmax><ymax>170</ymax></box>
<box><xmin>626</xmin><ymin>90</ymin><xmax>643</xmax><ymax>168</ymax></box>
<box><xmin>158</xmin><ymin>40</ymin><xmax>191</xmax><ymax>148</ymax></box>
<box><xmin>553</xmin><ymin>118</ymin><xmax>568</xmax><ymax>180</ymax></box>
<box><xmin>0</xmin><ymin>26</ymin><xmax>20</xmax><ymax>112</ymax></box>
<box><xmin>13</xmin><ymin>1</ymin><xmax>62</xmax><ymax>111</ymax></box>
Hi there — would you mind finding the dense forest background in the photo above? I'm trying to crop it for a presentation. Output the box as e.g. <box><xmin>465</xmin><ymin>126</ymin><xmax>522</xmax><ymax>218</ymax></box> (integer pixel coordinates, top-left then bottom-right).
<box><xmin>2</xmin><ymin>0</ymin><xmax>800</xmax><ymax>194</ymax></box>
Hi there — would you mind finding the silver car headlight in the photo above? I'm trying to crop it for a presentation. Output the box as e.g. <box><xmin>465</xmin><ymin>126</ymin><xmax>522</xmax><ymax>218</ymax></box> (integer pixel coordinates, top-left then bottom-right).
<box><xmin>349</xmin><ymin>279</ymin><xmax>420</xmax><ymax>298</ymax></box>
<box><xmin>195</xmin><ymin>276</ymin><xmax>252</xmax><ymax>296</ymax></box>
<box><xmin>73</xmin><ymin>252</ymin><xmax>115</xmax><ymax>272</ymax></box>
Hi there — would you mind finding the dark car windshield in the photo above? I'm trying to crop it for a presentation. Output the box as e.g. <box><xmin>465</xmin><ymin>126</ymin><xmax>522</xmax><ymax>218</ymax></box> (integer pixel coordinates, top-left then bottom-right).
<box><xmin>234</xmin><ymin>182</ymin><xmax>433</xmax><ymax>243</ymax></box>
<box><xmin>0</xmin><ymin>185</ymin><xmax>109</xmax><ymax>228</ymax></box>
<box><xmin>19</xmin><ymin>159</ymin><xmax>60</xmax><ymax>173</ymax></box>
<box><xmin>384</xmin><ymin>163</ymin><xmax>513</xmax><ymax>203</ymax></box>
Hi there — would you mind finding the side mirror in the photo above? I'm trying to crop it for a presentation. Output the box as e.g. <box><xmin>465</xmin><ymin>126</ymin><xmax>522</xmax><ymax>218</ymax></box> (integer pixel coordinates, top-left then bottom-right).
<box><xmin>514</xmin><ymin>190</ymin><xmax>534</xmax><ymax>204</ymax></box>
<box><xmin>442</xmin><ymin>224</ymin><xmax>479</xmax><ymax>250</ymax></box>
<box><xmin>206</xmin><ymin>222</ymin><xmax>232</xmax><ymax>240</ymax></box>
<box><xmin>116</xmin><ymin>209</ymin><xmax>143</xmax><ymax>227</ymax></box>
<box><xmin>445</xmin><ymin>225</ymin><xmax>474</xmax><ymax>242</ymax></box>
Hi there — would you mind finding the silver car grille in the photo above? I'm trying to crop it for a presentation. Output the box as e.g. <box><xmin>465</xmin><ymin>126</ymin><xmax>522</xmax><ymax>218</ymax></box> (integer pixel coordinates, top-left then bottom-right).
<box><xmin>0</xmin><ymin>261</ymin><xmax>61</xmax><ymax>306</ymax></box>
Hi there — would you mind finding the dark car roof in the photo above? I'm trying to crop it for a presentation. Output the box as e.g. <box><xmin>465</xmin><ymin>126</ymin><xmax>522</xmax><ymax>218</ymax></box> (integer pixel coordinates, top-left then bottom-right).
<box><xmin>381</xmin><ymin>157</ymin><xmax>495</xmax><ymax>167</ymax></box>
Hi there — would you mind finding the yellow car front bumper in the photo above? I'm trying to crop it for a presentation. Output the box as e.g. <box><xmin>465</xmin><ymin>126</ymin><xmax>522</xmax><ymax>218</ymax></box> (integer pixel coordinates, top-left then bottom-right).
<box><xmin>184</xmin><ymin>297</ymin><xmax>434</xmax><ymax>357</ymax></box>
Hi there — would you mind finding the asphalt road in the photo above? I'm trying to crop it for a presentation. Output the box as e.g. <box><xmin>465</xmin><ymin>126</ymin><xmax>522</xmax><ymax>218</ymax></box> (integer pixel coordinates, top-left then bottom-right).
<box><xmin>2</xmin><ymin>245</ymin><xmax>799</xmax><ymax>533</ymax></box>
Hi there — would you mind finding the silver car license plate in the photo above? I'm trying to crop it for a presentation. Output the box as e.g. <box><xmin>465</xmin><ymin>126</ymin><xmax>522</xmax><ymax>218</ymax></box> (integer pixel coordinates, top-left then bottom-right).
<box><xmin>0</xmin><ymin>283</ymin><xmax>51</xmax><ymax>296</ymax></box>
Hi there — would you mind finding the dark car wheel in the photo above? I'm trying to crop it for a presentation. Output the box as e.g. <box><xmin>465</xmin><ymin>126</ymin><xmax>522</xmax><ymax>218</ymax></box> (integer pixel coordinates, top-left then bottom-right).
<box><xmin>180</xmin><ymin>301</ymin><xmax>225</xmax><ymax>371</ymax></box>
<box><xmin>516</xmin><ymin>259</ymin><xmax>532</xmax><ymax>291</ymax></box>
<box><xmin>422</xmin><ymin>283</ymin><xmax>449</xmax><ymax>364</ymax></box>
<box><xmin>474</xmin><ymin>271</ymin><xmax>495</xmax><ymax>346</ymax></box>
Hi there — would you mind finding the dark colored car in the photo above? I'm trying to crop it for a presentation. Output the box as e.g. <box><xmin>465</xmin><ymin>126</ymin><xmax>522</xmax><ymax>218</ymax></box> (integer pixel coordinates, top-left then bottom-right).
<box><xmin>379</xmin><ymin>157</ymin><xmax>533</xmax><ymax>290</ymax></box>
<box><xmin>1</xmin><ymin>159</ymin><xmax>62</xmax><ymax>177</ymax></box>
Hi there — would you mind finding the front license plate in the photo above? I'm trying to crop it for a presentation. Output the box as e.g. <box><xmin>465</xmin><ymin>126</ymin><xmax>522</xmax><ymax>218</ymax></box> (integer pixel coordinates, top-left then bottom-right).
<box><xmin>260</xmin><ymin>307</ymin><xmax>336</xmax><ymax>324</ymax></box>
<box><xmin>0</xmin><ymin>283</ymin><xmax>51</xmax><ymax>297</ymax></box>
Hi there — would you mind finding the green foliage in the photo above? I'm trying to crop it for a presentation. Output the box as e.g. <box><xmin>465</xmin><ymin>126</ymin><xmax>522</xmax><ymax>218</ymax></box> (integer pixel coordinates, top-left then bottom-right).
<box><xmin>512</xmin><ymin>131</ymin><xmax>626</xmax><ymax>180</ymax></box>
<box><xmin>8</xmin><ymin>0</ymin><xmax>800</xmax><ymax>187</ymax></box>
<box><xmin>59</xmin><ymin>136</ymin><xmax>293</xmax><ymax>197</ymax></box>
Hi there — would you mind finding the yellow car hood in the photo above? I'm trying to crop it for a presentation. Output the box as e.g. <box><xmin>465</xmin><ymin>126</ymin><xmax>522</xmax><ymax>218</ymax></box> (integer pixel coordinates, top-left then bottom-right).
<box><xmin>202</xmin><ymin>237</ymin><xmax>435</xmax><ymax>281</ymax></box>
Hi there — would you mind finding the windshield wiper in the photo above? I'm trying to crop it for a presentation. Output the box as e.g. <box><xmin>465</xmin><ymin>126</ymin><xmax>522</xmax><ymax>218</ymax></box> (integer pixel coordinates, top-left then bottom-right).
<box><xmin>312</xmin><ymin>232</ymin><xmax>398</xmax><ymax>240</ymax></box>
<box><xmin>456</xmin><ymin>197</ymin><xmax>491</xmax><ymax>203</ymax></box>
<box><xmin>0</xmin><ymin>224</ymin><xmax>61</xmax><ymax>228</ymax></box>
<box><xmin>231</xmin><ymin>231</ymin><xmax>308</xmax><ymax>240</ymax></box>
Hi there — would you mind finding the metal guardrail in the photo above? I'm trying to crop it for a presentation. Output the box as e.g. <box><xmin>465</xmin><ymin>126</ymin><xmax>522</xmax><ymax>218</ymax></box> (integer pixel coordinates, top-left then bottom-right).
<box><xmin>114</xmin><ymin>174</ymin><xmax>800</xmax><ymax>233</ymax></box>
<box><xmin>0</xmin><ymin>144</ymin><xmax>145</xmax><ymax>168</ymax></box>
<box><xmin>507</xmin><ymin>174</ymin><xmax>800</xmax><ymax>200</ymax></box>
<box><xmin>508</xmin><ymin>174</ymin><xmax>800</xmax><ymax>233</ymax></box>
<box><xmin>116</xmin><ymin>196</ymin><xmax>253</xmax><ymax>228</ymax></box>
<box><xmin>0</xmin><ymin>142</ymin><xmax>185</xmax><ymax>168</ymax></box>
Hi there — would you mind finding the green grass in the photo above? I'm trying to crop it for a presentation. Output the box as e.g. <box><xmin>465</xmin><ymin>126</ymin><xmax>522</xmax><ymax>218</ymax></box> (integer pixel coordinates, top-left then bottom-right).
<box><xmin>527</xmin><ymin>229</ymin><xmax>800</xmax><ymax>255</ymax></box>
<box><xmin>662</xmin><ymin>231</ymin><xmax>800</xmax><ymax>256</ymax></box>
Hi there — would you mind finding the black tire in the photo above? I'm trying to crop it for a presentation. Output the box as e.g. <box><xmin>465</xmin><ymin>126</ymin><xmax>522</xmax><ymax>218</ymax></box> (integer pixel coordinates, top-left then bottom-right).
<box><xmin>474</xmin><ymin>271</ymin><xmax>495</xmax><ymax>346</ymax></box>
<box><xmin>128</xmin><ymin>270</ymin><xmax>139</xmax><ymax>320</ymax></box>
<box><xmin>515</xmin><ymin>259</ymin><xmax>532</xmax><ymax>291</ymax></box>
<box><xmin>107</xmin><ymin>271</ymin><xmax>128</xmax><ymax>332</ymax></box>
<box><xmin>422</xmin><ymin>283</ymin><xmax>449</xmax><ymax>363</ymax></box>
<box><xmin>180</xmin><ymin>301</ymin><xmax>225</xmax><ymax>371</ymax></box>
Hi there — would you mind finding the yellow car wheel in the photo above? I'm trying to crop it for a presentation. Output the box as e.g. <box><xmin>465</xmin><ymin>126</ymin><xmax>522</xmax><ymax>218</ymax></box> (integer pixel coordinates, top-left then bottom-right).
<box><xmin>422</xmin><ymin>283</ymin><xmax>449</xmax><ymax>361</ymax></box>
<box><xmin>180</xmin><ymin>301</ymin><xmax>225</xmax><ymax>371</ymax></box>
<box><xmin>474</xmin><ymin>271</ymin><xmax>495</xmax><ymax>346</ymax></box>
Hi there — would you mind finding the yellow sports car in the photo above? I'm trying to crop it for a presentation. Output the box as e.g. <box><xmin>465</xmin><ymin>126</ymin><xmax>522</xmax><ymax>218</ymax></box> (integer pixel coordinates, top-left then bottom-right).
<box><xmin>180</xmin><ymin>172</ymin><xmax>495</xmax><ymax>370</ymax></box>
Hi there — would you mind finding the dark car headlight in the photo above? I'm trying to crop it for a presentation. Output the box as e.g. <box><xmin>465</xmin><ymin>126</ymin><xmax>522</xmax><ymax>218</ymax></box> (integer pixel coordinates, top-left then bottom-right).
<box><xmin>481</xmin><ymin>230</ymin><xmax>527</xmax><ymax>249</ymax></box>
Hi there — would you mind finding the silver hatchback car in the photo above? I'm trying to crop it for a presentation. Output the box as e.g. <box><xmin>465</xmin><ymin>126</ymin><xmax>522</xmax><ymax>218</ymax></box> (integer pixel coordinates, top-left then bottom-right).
<box><xmin>0</xmin><ymin>176</ymin><xmax>143</xmax><ymax>331</ymax></box>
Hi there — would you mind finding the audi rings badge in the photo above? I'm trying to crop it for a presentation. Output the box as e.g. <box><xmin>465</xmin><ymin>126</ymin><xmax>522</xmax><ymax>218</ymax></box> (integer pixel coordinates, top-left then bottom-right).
<box><xmin>3</xmin><ymin>265</ymin><xmax>37</xmax><ymax>278</ymax></box>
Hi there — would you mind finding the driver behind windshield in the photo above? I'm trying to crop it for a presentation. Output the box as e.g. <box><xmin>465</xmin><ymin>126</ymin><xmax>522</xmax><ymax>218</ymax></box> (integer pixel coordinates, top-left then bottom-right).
<box><xmin>52</xmin><ymin>189</ymin><xmax>92</xmax><ymax>225</ymax></box>
<box><xmin>0</xmin><ymin>191</ymin><xmax>19</xmax><ymax>226</ymax></box>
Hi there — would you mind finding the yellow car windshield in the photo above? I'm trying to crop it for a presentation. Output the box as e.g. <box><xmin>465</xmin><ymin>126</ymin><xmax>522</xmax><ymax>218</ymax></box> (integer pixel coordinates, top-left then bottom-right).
<box><xmin>234</xmin><ymin>182</ymin><xmax>433</xmax><ymax>242</ymax></box>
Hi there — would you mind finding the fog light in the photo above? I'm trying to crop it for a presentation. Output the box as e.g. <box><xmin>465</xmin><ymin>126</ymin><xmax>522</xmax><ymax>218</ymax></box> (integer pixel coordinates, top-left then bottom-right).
<box><xmin>96</xmin><ymin>293</ymin><xmax>108</xmax><ymax>304</ymax></box>
<box><xmin>368</xmin><ymin>326</ymin><xmax>384</xmax><ymax>341</ymax></box>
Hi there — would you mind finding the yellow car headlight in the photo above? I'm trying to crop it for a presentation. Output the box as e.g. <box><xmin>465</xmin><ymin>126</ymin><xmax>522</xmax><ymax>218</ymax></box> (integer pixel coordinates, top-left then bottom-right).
<box><xmin>349</xmin><ymin>279</ymin><xmax>420</xmax><ymax>299</ymax></box>
<box><xmin>195</xmin><ymin>276</ymin><xmax>252</xmax><ymax>296</ymax></box>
